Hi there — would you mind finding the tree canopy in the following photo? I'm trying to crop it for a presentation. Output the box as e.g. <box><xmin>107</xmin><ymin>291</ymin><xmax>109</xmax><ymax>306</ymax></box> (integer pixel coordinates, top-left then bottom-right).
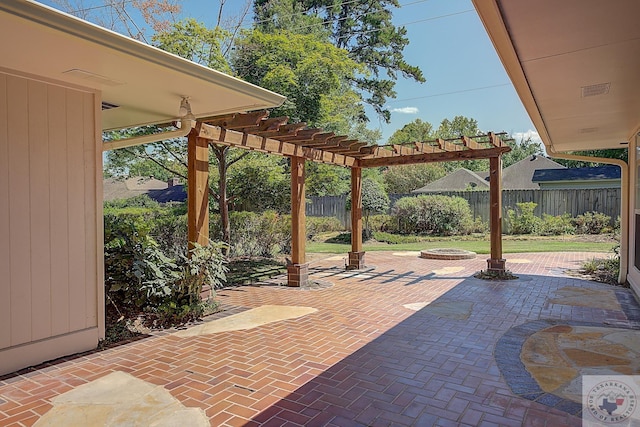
<box><xmin>253</xmin><ymin>0</ymin><xmax>425</xmax><ymax>122</ymax></box>
<box><xmin>232</xmin><ymin>28</ymin><xmax>364</xmax><ymax>125</ymax></box>
<box><xmin>152</xmin><ymin>18</ymin><xmax>231</xmax><ymax>73</ymax></box>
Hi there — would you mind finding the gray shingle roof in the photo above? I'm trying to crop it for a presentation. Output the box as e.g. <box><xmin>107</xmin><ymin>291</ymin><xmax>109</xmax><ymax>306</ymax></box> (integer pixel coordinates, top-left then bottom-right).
<box><xmin>412</xmin><ymin>168</ymin><xmax>489</xmax><ymax>192</ymax></box>
<box><xmin>103</xmin><ymin>177</ymin><xmax>186</xmax><ymax>203</ymax></box>
<box><xmin>501</xmin><ymin>155</ymin><xmax>565</xmax><ymax>189</ymax></box>
<box><xmin>532</xmin><ymin>165</ymin><xmax>621</xmax><ymax>182</ymax></box>
<box><xmin>411</xmin><ymin>155</ymin><xmax>565</xmax><ymax>192</ymax></box>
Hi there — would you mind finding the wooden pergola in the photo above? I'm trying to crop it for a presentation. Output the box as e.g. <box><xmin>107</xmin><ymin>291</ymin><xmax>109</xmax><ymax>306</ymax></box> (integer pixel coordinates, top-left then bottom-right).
<box><xmin>186</xmin><ymin>110</ymin><xmax>511</xmax><ymax>286</ymax></box>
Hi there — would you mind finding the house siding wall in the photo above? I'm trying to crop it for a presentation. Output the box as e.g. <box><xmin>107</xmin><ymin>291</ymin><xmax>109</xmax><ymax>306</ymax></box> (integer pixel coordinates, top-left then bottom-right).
<box><xmin>628</xmin><ymin>133</ymin><xmax>640</xmax><ymax>296</ymax></box>
<box><xmin>0</xmin><ymin>71</ymin><xmax>103</xmax><ymax>375</ymax></box>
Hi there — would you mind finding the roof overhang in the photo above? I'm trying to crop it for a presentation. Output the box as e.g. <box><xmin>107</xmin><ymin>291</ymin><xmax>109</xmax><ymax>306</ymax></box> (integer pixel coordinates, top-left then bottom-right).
<box><xmin>0</xmin><ymin>1</ymin><xmax>286</xmax><ymax>131</ymax></box>
<box><xmin>472</xmin><ymin>0</ymin><xmax>640</xmax><ymax>152</ymax></box>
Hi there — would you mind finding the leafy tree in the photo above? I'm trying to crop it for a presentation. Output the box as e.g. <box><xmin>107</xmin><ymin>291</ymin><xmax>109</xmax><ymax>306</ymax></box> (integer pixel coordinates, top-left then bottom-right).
<box><xmin>383</xmin><ymin>164</ymin><xmax>446</xmax><ymax>194</ymax></box>
<box><xmin>232</xmin><ymin>29</ymin><xmax>364</xmax><ymax>125</ymax></box>
<box><xmin>253</xmin><ymin>0</ymin><xmax>425</xmax><ymax>121</ymax></box>
<box><xmin>306</xmin><ymin>163</ymin><xmax>350</xmax><ymax>197</ymax></box>
<box><xmin>253</xmin><ymin>0</ymin><xmax>330</xmax><ymax>38</ymax></box>
<box><xmin>387</xmin><ymin>119</ymin><xmax>434</xmax><ymax>145</ymax></box>
<box><xmin>227</xmin><ymin>152</ymin><xmax>290</xmax><ymax>213</ymax></box>
<box><xmin>152</xmin><ymin>18</ymin><xmax>231</xmax><ymax>73</ymax></box>
<box><xmin>432</xmin><ymin>116</ymin><xmax>487</xmax><ymax>172</ymax></box>
<box><xmin>435</xmin><ymin>116</ymin><xmax>480</xmax><ymax>140</ymax></box>
<box><xmin>383</xmin><ymin>118</ymin><xmax>444</xmax><ymax>193</ymax></box>
<box><xmin>501</xmin><ymin>135</ymin><xmax>543</xmax><ymax>168</ymax></box>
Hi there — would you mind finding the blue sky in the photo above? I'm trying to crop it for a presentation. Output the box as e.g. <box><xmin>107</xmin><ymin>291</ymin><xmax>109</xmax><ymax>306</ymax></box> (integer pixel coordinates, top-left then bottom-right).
<box><xmin>42</xmin><ymin>0</ymin><xmax>540</xmax><ymax>145</ymax></box>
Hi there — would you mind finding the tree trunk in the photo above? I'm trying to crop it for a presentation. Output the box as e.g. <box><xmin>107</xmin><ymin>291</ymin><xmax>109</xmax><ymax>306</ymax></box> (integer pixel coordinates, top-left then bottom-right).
<box><xmin>211</xmin><ymin>144</ymin><xmax>231</xmax><ymax>248</ymax></box>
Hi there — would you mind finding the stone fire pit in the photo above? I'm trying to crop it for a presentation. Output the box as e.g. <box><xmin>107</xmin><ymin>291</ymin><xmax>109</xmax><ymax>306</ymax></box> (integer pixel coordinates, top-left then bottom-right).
<box><xmin>420</xmin><ymin>248</ymin><xmax>477</xmax><ymax>260</ymax></box>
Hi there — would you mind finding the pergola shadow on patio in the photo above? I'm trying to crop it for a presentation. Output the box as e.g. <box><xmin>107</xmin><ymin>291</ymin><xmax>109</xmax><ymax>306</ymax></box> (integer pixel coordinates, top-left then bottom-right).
<box><xmin>1</xmin><ymin>252</ymin><xmax>638</xmax><ymax>426</ymax></box>
<box><xmin>122</xmin><ymin>110</ymin><xmax>513</xmax><ymax>286</ymax></box>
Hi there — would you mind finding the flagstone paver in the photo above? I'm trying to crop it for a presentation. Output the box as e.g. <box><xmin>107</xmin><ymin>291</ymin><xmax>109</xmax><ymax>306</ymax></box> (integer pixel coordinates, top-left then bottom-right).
<box><xmin>0</xmin><ymin>251</ymin><xmax>638</xmax><ymax>426</ymax></box>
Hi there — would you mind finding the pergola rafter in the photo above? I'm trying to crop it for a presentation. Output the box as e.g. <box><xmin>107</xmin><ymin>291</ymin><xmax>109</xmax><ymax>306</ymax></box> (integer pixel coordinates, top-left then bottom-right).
<box><xmin>187</xmin><ymin>111</ymin><xmax>511</xmax><ymax>286</ymax></box>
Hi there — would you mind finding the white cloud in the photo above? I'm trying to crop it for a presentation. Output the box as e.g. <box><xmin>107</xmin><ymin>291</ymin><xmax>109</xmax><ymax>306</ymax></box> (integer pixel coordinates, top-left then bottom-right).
<box><xmin>512</xmin><ymin>129</ymin><xmax>543</xmax><ymax>147</ymax></box>
<box><xmin>390</xmin><ymin>106</ymin><xmax>419</xmax><ymax>114</ymax></box>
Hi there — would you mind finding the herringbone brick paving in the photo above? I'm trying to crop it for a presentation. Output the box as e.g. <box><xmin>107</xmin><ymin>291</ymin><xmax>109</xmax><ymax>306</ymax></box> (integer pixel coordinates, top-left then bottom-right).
<box><xmin>0</xmin><ymin>251</ymin><xmax>634</xmax><ymax>426</ymax></box>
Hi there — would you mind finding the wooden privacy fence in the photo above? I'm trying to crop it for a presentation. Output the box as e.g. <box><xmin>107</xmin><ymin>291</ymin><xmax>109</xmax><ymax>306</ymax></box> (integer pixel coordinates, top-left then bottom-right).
<box><xmin>307</xmin><ymin>189</ymin><xmax>621</xmax><ymax>229</ymax></box>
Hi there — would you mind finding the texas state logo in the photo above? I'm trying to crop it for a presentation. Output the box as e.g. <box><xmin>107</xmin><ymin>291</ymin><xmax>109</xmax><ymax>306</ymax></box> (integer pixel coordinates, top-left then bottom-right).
<box><xmin>583</xmin><ymin>376</ymin><xmax>639</xmax><ymax>426</ymax></box>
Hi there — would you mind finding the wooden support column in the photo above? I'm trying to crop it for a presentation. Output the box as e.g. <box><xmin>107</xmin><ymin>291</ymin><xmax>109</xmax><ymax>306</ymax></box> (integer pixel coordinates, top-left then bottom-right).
<box><xmin>288</xmin><ymin>156</ymin><xmax>308</xmax><ymax>287</ymax></box>
<box><xmin>487</xmin><ymin>155</ymin><xmax>506</xmax><ymax>272</ymax></box>
<box><xmin>348</xmin><ymin>167</ymin><xmax>365</xmax><ymax>269</ymax></box>
<box><xmin>187</xmin><ymin>132</ymin><xmax>209</xmax><ymax>250</ymax></box>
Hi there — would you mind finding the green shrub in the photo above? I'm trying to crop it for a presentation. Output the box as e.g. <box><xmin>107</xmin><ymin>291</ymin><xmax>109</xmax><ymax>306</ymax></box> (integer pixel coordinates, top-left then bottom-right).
<box><xmin>506</xmin><ymin>202</ymin><xmax>542</xmax><ymax>234</ymax></box>
<box><xmin>151</xmin><ymin>212</ymin><xmax>188</xmax><ymax>259</ymax></box>
<box><xmin>212</xmin><ymin>211</ymin><xmax>291</xmax><ymax>258</ymax></box>
<box><xmin>368</xmin><ymin>214</ymin><xmax>398</xmax><ymax>233</ymax></box>
<box><xmin>468</xmin><ymin>217</ymin><xmax>488</xmax><ymax>234</ymax></box>
<box><xmin>104</xmin><ymin>202</ymin><xmax>188</xmax><ymax>259</ymax></box>
<box><xmin>104</xmin><ymin>210</ymin><xmax>170</xmax><ymax>308</ymax></box>
<box><xmin>104</xmin><ymin>194</ymin><xmax>160</xmax><ymax>209</ymax></box>
<box><xmin>306</xmin><ymin>216</ymin><xmax>344</xmax><ymax>239</ymax></box>
<box><xmin>581</xmin><ymin>252</ymin><xmax>620</xmax><ymax>286</ymax></box>
<box><xmin>572</xmin><ymin>211</ymin><xmax>612</xmax><ymax>234</ymax></box>
<box><xmin>391</xmin><ymin>195</ymin><xmax>473</xmax><ymax>236</ymax></box>
<box><xmin>104</xmin><ymin>210</ymin><xmax>227</xmax><ymax>326</ymax></box>
<box><xmin>539</xmin><ymin>213</ymin><xmax>575</xmax><ymax>236</ymax></box>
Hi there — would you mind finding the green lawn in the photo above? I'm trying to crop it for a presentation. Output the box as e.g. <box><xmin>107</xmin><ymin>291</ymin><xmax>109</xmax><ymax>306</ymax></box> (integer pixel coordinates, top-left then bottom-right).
<box><xmin>307</xmin><ymin>236</ymin><xmax>616</xmax><ymax>254</ymax></box>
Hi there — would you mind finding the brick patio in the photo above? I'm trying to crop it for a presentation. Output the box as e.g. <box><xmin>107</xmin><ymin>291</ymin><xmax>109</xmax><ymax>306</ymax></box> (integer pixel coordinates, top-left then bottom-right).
<box><xmin>1</xmin><ymin>251</ymin><xmax>638</xmax><ymax>426</ymax></box>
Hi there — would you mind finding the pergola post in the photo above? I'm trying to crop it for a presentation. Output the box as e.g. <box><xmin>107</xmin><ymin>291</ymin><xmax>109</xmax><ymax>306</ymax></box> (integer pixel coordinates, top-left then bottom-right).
<box><xmin>487</xmin><ymin>155</ymin><xmax>506</xmax><ymax>272</ymax></box>
<box><xmin>348</xmin><ymin>167</ymin><xmax>365</xmax><ymax>269</ymax></box>
<box><xmin>288</xmin><ymin>156</ymin><xmax>308</xmax><ymax>287</ymax></box>
<box><xmin>187</xmin><ymin>132</ymin><xmax>209</xmax><ymax>250</ymax></box>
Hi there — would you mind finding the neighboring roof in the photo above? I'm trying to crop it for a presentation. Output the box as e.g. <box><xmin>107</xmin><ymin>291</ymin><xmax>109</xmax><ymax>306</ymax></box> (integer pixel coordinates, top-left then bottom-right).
<box><xmin>104</xmin><ymin>177</ymin><xmax>186</xmax><ymax>203</ymax></box>
<box><xmin>148</xmin><ymin>185</ymin><xmax>188</xmax><ymax>204</ymax></box>
<box><xmin>412</xmin><ymin>155</ymin><xmax>565</xmax><ymax>192</ymax></box>
<box><xmin>0</xmin><ymin>1</ymin><xmax>285</xmax><ymax>131</ymax></box>
<box><xmin>532</xmin><ymin>165</ymin><xmax>621</xmax><ymax>183</ymax></box>
<box><xmin>501</xmin><ymin>155</ymin><xmax>565</xmax><ymax>189</ymax></box>
<box><xmin>412</xmin><ymin>168</ymin><xmax>489</xmax><ymax>193</ymax></box>
<box><xmin>472</xmin><ymin>0</ymin><xmax>640</xmax><ymax>152</ymax></box>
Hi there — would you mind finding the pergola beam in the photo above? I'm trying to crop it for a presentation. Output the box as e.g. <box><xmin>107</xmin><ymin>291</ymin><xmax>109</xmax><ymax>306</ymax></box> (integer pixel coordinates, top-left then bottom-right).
<box><xmin>196</xmin><ymin>122</ymin><xmax>357</xmax><ymax>167</ymax></box>
<box><xmin>200</xmin><ymin>110</ymin><xmax>269</xmax><ymax>129</ymax></box>
<box><xmin>357</xmin><ymin>146</ymin><xmax>510</xmax><ymax>168</ymax></box>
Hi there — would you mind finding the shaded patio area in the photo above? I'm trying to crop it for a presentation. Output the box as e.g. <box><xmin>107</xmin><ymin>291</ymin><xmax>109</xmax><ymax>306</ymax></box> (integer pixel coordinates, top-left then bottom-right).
<box><xmin>1</xmin><ymin>251</ymin><xmax>639</xmax><ymax>426</ymax></box>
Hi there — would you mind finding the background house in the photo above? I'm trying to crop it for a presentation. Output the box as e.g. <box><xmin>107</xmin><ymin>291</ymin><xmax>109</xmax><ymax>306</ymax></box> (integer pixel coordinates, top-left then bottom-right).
<box><xmin>413</xmin><ymin>168</ymin><xmax>489</xmax><ymax>192</ymax></box>
<box><xmin>501</xmin><ymin>155</ymin><xmax>565</xmax><ymax>190</ymax></box>
<box><xmin>413</xmin><ymin>155</ymin><xmax>564</xmax><ymax>193</ymax></box>
<box><xmin>532</xmin><ymin>165</ymin><xmax>621</xmax><ymax>189</ymax></box>
<box><xmin>104</xmin><ymin>177</ymin><xmax>187</xmax><ymax>203</ymax></box>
